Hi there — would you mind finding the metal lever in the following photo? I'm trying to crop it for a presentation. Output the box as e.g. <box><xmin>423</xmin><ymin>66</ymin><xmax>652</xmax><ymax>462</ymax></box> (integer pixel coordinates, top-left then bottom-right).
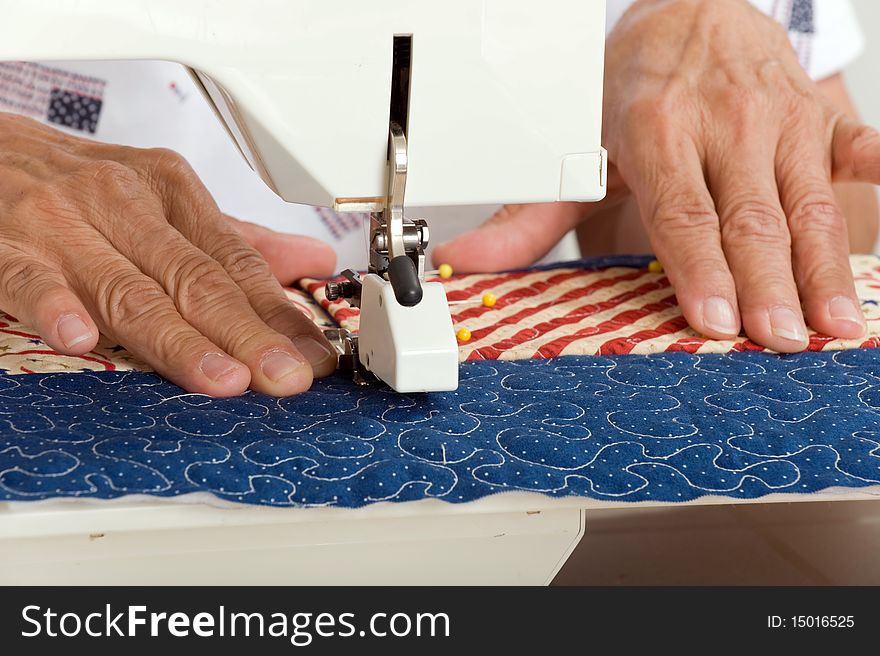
<box><xmin>386</xmin><ymin>121</ymin><xmax>408</xmax><ymax>263</ymax></box>
<box><xmin>366</xmin><ymin>122</ymin><xmax>428</xmax><ymax>297</ymax></box>
<box><xmin>325</xmin><ymin>121</ymin><xmax>434</xmax><ymax>386</ymax></box>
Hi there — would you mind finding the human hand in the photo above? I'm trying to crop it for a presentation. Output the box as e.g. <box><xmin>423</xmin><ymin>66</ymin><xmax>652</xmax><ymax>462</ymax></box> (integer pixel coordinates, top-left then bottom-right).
<box><xmin>434</xmin><ymin>0</ymin><xmax>880</xmax><ymax>352</ymax></box>
<box><xmin>0</xmin><ymin>112</ymin><xmax>337</xmax><ymax>396</ymax></box>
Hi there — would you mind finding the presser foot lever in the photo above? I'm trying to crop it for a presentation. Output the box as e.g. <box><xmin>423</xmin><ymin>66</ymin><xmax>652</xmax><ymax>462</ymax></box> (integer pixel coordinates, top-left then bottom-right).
<box><xmin>322</xmin><ymin>121</ymin><xmax>458</xmax><ymax>392</ymax></box>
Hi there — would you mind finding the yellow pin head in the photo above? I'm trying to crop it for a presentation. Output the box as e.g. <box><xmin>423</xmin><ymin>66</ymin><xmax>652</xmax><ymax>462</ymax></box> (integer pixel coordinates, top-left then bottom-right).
<box><xmin>438</xmin><ymin>263</ymin><xmax>454</xmax><ymax>279</ymax></box>
<box><xmin>648</xmin><ymin>260</ymin><xmax>664</xmax><ymax>274</ymax></box>
<box><xmin>456</xmin><ymin>328</ymin><xmax>472</xmax><ymax>342</ymax></box>
<box><xmin>482</xmin><ymin>293</ymin><xmax>497</xmax><ymax>308</ymax></box>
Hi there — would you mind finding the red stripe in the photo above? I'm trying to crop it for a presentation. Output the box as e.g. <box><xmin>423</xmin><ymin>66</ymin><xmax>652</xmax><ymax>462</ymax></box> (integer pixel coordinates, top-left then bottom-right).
<box><xmin>806</xmin><ymin>334</ymin><xmax>835</xmax><ymax>352</ymax></box>
<box><xmin>470</xmin><ymin>287</ymin><xmax>677</xmax><ymax>361</ymax></box>
<box><xmin>643</xmin><ymin>333</ymin><xmax>839</xmax><ymax>355</ymax></box>
<box><xmin>451</xmin><ymin>269</ymin><xmax>590</xmax><ymax>322</ymax></box>
<box><xmin>445</xmin><ymin>271</ymin><xmax>532</xmax><ymax>302</ymax></box>
<box><xmin>0</xmin><ymin>349</ymin><xmax>116</xmax><ymax>370</ymax></box>
<box><xmin>473</xmin><ymin>279</ymin><xmax>668</xmax><ymax>360</ymax></box>
<box><xmin>467</xmin><ymin>272</ymin><xmax>660</xmax><ymax>345</ymax></box>
<box><xmin>529</xmin><ymin>294</ymin><xmax>677</xmax><ymax>359</ymax></box>
<box><xmin>452</xmin><ymin>269</ymin><xmax>648</xmax><ymax>326</ymax></box>
<box><xmin>732</xmin><ymin>340</ymin><xmax>766</xmax><ymax>353</ymax></box>
<box><xmin>861</xmin><ymin>336</ymin><xmax>880</xmax><ymax>349</ymax></box>
<box><xmin>534</xmin><ymin>294</ymin><xmax>679</xmax><ymax>359</ymax></box>
<box><xmin>0</xmin><ymin>327</ymin><xmax>41</xmax><ymax>340</ymax></box>
<box><xmin>316</xmin><ymin>269</ymin><xmax>652</xmax><ymax>338</ymax></box>
<box><xmin>665</xmin><ymin>336</ymin><xmax>709</xmax><ymax>354</ymax></box>
<box><xmin>598</xmin><ymin>316</ymin><xmax>691</xmax><ymax>355</ymax></box>
<box><xmin>304</xmin><ymin>280</ymin><xmax>329</xmax><ymax>295</ymax></box>
<box><xmin>333</xmin><ymin>308</ymin><xmax>360</xmax><ymax>324</ymax></box>
<box><xmin>733</xmin><ymin>334</ymin><xmax>836</xmax><ymax>354</ymax></box>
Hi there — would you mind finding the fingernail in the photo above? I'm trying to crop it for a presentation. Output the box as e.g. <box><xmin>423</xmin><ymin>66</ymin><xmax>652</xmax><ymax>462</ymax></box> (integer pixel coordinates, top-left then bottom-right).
<box><xmin>57</xmin><ymin>314</ymin><xmax>93</xmax><ymax>349</ymax></box>
<box><xmin>293</xmin><ymin>335</ymin><xmax>337</xmax><ymax>369</ymax></box>
<box><xmin>702</xmin><ymin>297</ymin><xmax>738</xmax><ymax>335</ymax></box>
<box><xmin>769</xmin><ymin>307</ymin><xmax>808</xmax><ymax>343</ymax></box>
<box><xmin>199</xmin><ymin>352</ymin><xmax>240</xmax><ymax>382</ymax></box>
<box><xmin>260</xmin><ymin>349</ymin><xmax>307</xmax><ymax>383</ymax></box>
<box><xmin>829</xmin><ymin>296</ymin><xmax>866</xmax><ymax>327</ymax></box>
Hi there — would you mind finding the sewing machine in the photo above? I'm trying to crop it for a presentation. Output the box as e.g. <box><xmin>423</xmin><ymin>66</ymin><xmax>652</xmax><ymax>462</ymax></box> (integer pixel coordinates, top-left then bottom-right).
<box><xmin>0</xmin><ymin>0</ymin><xmax>615</xmax><ymax>585</ymax></box>
<box><xmin>2</xmin><ymin>2</ymin><xmax>880</xmax><ymax>588</ymax></box>
<box><xmin>0</xmin><ymin>0</ymin><xmax>608</xmax><ymax>393</ymax></box>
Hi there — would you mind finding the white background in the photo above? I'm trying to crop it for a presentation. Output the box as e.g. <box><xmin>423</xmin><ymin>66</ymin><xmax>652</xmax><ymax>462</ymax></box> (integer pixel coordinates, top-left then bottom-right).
<box><xmin>849</xmin><ymin>1</ymin><xmax>880</xmax><ymax>128</ymax></box>
<box><xmin>846</xmin><ymin>0</ymin><xmax>879</xmax><ymax>253</ymax></box>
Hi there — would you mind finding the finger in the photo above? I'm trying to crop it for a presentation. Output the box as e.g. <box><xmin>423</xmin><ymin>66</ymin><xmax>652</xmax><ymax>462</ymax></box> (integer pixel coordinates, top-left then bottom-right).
<box><xmin>431</xmin><ymin>165</ymin><xmax>631</xmax><ymax>272</ymax></box>
<box><xmin>632</xmin><ymin>146</ymin><xmax>741</xmax><ymax>340</ymax></box>
<box><xmin>831</xmin><ymin>116</ymin><xmax>880</xmax><ymax>184</ymax></box>
<box><xmin>0</xmin><ymin>247</ymin><xmax>99</xmax><ymax>354</ymax></box>
<box><xmin>73</xmin><ymin>161</ymin><xmax>319</xmax><ymax>395</ymax></box>
<box><xmin>137</xmin><ymin>159</ymin><xmax>338</xmax><ymax>379</ymax></box>
<box><xmin>98</xmin><ymin>157</ymin><xmax>331</xmax><ymax>388</ymax></box>
<box><xmin>63</xmin><ymin>242</ymin><xmax>252</xmax><ymax>397</ymax></box>
<box><xmin>225</xmin><ymin>214</ymin><xmax>336</xmax><ymax>284</ymax></box>
<box><xmin>779</xmin><ymin>174</ymin><xmax>863</xmax><ymax>340</ymax></box>
<box><xmin>712</xmin><ymin>145</ymin><xmax>808</xmax><ymax>352</ymax></box>
<box><xmin>121</xmin><ymin>219</ymin><xmax>319</xmax><ymax>394</ymax></box>
<box><xmin>177</xmin><ymin>214</ymin><xmax>338</xmax><ymax>379</ymax></box>
<box><xmin>431</xmin><ymin>202</ymin><xmax>589</xmax><ymax>272</ymax></box>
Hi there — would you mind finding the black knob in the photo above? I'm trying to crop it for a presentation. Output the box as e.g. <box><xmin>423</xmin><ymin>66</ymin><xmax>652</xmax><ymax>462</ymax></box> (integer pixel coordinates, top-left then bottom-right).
<box><xmin>387</xmin><ymin>256</ymin><xmax>423</xmax><ymax>307</ymax></box>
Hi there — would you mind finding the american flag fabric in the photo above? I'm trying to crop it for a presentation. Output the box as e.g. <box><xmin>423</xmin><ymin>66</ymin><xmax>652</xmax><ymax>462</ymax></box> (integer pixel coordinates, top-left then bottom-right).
<box><xmin>301</xmin><ymin>255</ymin><xmax>880</xmax><ymax>362</ymax></box>
<box><xmin>0</xmin><ymin>288</ymin><xmax>330</xmax><ymax>375</ymax></box>
<box><xmin>772</xmin><ymin>0</ymin><xmax>815</xmax><ymax>70</ymax></box>
<box><xmin>4</xmin><ymin>256</ymin><xmax>880</xmax><ymax>376</ymax></box>
<box><xmin>0</xmin><ymin>62</ymin><xmax>106</xmax><ymax>134</ymax></box>
<box><xmin>313</xmin><ymin>207</ymin><xmax>369</xmax><ymax>242</ymax></box>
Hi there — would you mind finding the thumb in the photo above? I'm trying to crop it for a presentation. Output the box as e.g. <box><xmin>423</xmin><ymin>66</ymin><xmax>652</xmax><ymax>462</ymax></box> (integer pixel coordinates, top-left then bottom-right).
<box><xmin>224</xmin><ymin>215</ymin><xmax>336</xmax><ymax>284</ymax></box>
<box><xmin>431</xmin><ymin>202</ymin><xmax>589</xmax><ymax>273</ymax></box>
<box><xmin>832</xmin><ymin>117</ymin><xmax>880</xmax><ymax>184</ymax></box>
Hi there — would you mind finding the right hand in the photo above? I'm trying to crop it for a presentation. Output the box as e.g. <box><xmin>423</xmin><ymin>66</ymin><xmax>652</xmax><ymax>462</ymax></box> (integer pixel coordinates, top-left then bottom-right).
<box><xmin>436</xmin><ymin>0</ymin><xmax>880</xmax><ymax>352</ymax></box>
<box><xmin>0</xmin><ymin>113</ymin><xmax>338</xmax><ymax>397</ymax></box>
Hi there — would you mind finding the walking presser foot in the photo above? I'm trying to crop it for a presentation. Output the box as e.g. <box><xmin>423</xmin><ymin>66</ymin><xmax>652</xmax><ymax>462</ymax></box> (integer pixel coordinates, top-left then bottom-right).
<box><xmin>323</xmin><ymin>122</ymin><xmax>458</xmax><ymax>393</ymax></box>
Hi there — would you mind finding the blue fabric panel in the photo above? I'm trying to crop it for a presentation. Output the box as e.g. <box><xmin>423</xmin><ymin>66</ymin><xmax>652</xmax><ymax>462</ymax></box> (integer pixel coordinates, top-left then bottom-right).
<box><xmin>530</xmin><ymin>254</ymin><xmax>655</xmax><ymax>272</ymax></box>
<box><xmin>2</xmin><ymin>349</ymin><xmax>880</xmax><ymax>507</ymax></box>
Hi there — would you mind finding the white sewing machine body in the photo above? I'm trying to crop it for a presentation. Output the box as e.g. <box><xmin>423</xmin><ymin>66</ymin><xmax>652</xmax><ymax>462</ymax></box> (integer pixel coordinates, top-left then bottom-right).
<box><xmin>0</xmin><ymin>0</ymin><xmax>608</xmax><ymax>392</ymax></box>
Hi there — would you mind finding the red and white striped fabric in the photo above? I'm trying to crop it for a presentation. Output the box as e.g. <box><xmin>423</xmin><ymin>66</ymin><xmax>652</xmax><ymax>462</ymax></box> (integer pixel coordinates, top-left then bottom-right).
<box><xmin>301</xmin><ymin>255</ymin><xmax>880</xmax><ymax>362</ymax></box>
<box><xmin>5</xmin><ymin>257</ymin><xmax>880</xmax><ymax>376</ymax></box>
<box><xmin>0</xmin><ymin>288</ymin><xmax>330</xmax><ymax>375</ymax></box>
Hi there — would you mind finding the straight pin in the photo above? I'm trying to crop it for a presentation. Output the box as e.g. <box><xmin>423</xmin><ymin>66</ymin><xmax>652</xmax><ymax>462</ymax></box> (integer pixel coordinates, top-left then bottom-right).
<box><xmin>426</xmin><ymin>263</ymin><xmax>454</xmax><ymax>279</ymax></box>
<box><xmin>448</xmin><ymin>293</ymin><xmax>498</xmax><ymax>308</ymax></box>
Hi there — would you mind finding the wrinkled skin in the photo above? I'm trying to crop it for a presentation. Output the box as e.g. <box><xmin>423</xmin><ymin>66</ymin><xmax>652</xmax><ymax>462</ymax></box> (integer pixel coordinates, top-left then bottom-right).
<box><xmin>0</xmin><ymin>112</ymin><xmax>337</xmax><ymax>397</ymax></box>
<box><xmin>435</xmin><ymin>0</ymin><xmax>880</xmax><ymax>353</ymax></box>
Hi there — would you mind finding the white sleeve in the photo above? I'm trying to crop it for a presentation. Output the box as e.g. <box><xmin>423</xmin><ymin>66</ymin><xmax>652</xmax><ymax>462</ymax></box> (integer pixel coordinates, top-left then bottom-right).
<box><xmin>805</xmin><ymin>0</ymin><xmax>866</xmax><ymax>80</ymax></box>
<box><xmin>605</xmin><ymin>0</ymin><xmax>866</xmax><ymax>81</ymax></box>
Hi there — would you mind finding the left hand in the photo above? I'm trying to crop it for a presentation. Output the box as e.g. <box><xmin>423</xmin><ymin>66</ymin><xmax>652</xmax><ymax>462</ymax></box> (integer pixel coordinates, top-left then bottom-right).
<box><xmin>0</xmin><ymin>112</ymin><xmax>338</xmax><ymax>397</ymax></box>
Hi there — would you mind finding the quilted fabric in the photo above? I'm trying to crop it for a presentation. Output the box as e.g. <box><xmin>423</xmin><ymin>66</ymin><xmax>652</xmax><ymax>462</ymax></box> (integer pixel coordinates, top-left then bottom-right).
<box><xmin>2</xmin><ymin>349</ymin><xmax>880</xmax><ymax>507</ymax></box>
<box><xmin>3</xmin><ymin>255</ymin><xmax>880</xmax><ymax>508</ymax></box>
<box><xmin>0</xmin><ymin>288</ymin><xmax>329</xmax><ymax>375</ymax></box>
<box><xmin>301</xmin><ymin>255</ymin><xmax>880</xmax><ymax>360</ymax></box>
<box><xmin>4</xmin><ymin>256</ymin><xmax>880</xmax><ymax>375</ymax></box>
